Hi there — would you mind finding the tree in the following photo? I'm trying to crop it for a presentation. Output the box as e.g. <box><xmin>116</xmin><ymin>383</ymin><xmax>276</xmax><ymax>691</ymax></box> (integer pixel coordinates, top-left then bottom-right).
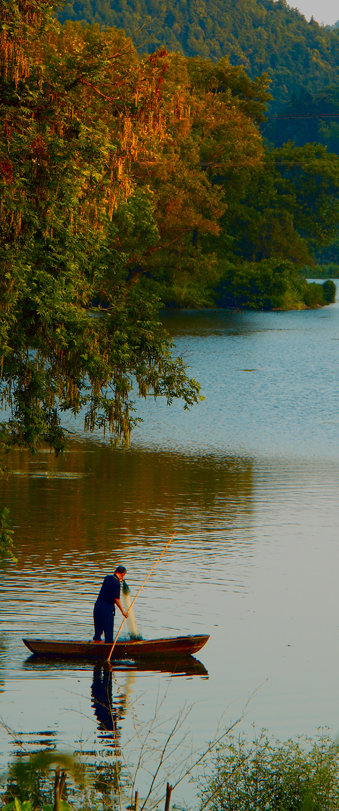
<box><xmin>0</xmin><ymin>1</ymin><xmax>201</xmax><ymax>454</ymax></box>
<box><xmin>131</xmin><ymin>53</ymin><xmax>266</xmax><ymax>306</ymax></box>
<box><xmin>58</xmin><ymin>0</ymin><xmax>339</xmax><ymax>113</ymax></box>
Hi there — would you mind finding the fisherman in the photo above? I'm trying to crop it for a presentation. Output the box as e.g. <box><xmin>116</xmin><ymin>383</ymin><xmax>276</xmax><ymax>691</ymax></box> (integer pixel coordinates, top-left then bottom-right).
<box><xmin>93</xmin><ymin>565</ymin><xmax>128</xmax><ymax>643</ymax></box>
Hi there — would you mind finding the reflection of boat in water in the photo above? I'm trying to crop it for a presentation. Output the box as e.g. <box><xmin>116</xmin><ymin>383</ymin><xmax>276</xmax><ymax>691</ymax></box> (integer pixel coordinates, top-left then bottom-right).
<box><xmin>22</xmin><ymin>634</ymin><xmax>209</xmax><ymax>660</ymax></box>
<box><xmin>23</xmin><ymin>653</ymin><xmax>208</xmax><ymax>677</ymax></box>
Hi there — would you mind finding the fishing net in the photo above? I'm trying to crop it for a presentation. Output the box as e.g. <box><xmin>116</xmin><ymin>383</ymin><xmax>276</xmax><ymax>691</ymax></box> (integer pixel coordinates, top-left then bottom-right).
<box><xmin>122</xmin><ymin>580</ymin><xmax>143</xmax><ymax>640</ymax></box>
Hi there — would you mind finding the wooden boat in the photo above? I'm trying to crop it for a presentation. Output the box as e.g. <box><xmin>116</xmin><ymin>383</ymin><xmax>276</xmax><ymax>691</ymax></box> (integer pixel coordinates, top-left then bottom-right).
<box><xmin>22</xmin><ymin>634</ymin><xmax>209</xmax><ymax>660</ymax></box>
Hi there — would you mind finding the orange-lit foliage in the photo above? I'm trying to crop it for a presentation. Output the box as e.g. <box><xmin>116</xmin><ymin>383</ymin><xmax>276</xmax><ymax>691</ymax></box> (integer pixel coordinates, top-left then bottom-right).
<box><xmin>0</xmin><ymin>1</ymin><xmax>268</xmax><ymax>450</ymax></box>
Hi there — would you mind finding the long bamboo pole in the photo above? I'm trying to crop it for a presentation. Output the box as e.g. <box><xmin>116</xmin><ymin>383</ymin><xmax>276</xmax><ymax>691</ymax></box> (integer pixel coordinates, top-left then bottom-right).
<box><xmin>107</xmin><ymin>531</ymin><xmax>177</xmax><ymax>662</ymax></box>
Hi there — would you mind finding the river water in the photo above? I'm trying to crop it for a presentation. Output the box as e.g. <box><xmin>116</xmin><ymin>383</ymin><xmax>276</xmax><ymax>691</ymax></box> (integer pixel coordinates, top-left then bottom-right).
<box><xmin>1</xmin><ymin>295</ymin><xmax>339</xmax><ymax>807</ymax></box>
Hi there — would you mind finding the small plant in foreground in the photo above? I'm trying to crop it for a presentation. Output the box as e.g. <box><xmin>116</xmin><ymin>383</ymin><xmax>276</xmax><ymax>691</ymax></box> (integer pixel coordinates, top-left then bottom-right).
<box><xmin>198</xmin><ymin>732</ymin><xmax>339</xmax><ymax>810</ymax></box>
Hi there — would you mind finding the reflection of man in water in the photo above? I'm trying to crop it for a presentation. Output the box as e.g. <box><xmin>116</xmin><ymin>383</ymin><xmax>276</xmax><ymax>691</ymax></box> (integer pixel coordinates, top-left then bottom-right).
<box><xmin>93</xmin><ymin>565</ymin><xmax>128</xmax><ymax>643</ymax></box>
<box><xmin>91</xmin><ymin>664</ymin><xmax>126</xmax><ymax>734</ymax></box>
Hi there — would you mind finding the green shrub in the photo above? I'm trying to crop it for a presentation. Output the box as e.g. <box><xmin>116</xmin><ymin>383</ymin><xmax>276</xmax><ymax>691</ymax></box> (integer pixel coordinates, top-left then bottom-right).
<box><xmin>303</xmin><ymin>282</ymin><xmax>325</xmax><ymax>307</ymax></box>
<box><xmin>1</xmin><ymin>753</ymin><xmax>83</xmax><ymax>811</ymax></box>
<box><xmin>322</xmin><ymin>279</ymin><xmax>336</xmax><ymax>303</ymax></box>
<box><xmin>199</xmin><ymin>732</ymin><xmax>339</xmax><ymax>811</ymax></box>
<box><xmin>215</xmin><ymin>259</ymin><xmax>305</xmax><ymax>310</ymax></box>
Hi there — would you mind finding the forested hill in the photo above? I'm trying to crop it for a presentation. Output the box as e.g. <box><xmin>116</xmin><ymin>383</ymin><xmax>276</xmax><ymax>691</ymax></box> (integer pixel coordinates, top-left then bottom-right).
<box><xmin>59</xmin><ymin>0</ymin><xmax>339</xmax><ymax>111</ymax></box>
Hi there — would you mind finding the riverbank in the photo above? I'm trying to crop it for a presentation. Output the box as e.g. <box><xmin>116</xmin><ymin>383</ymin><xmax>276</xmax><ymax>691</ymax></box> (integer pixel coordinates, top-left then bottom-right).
<box><xmin>162</xmin><ymin>259</ymin><xmax>336</xmax><ymax>310</ymax></box>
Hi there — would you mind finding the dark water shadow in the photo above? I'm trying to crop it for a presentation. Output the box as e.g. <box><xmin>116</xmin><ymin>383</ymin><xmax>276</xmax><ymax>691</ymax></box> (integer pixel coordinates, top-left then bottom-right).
<box><xmin>22</xmin><ymin>654</ymin><xmax>208</xmax><ymax>677</ymax></box>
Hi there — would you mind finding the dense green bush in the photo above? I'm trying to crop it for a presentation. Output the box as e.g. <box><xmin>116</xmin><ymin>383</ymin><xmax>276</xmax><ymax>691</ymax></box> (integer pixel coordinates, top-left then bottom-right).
<box><xmin>322</xmin><ymin>279</ymin><xmax>336</xmax><ymax>303</ymax></box>
<box><xmin>215</xmin><ymin>262</ymin><xmax>336</xmax><ymax>310</ymax></box>
<box><xmin>303</xmin><ymin>282</ymin><xmax>326</xmax><ymax>308</ymax></box>
<box><xmin>215</xmin><ymin>260</ymin><xmax>306</xmax><ymax>310</ymax></box>
<box><xmin>199</xmin><ymin>732</ymin><xmax>339</xmax><ymax>811</ymax></box>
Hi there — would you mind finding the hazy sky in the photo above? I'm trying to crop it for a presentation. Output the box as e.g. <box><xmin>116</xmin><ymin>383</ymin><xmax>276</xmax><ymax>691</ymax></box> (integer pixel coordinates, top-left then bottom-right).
<box><xmin>286</xmin><ymin>0</ymin><xmax>338</xmax><ymax>25</ymax></box>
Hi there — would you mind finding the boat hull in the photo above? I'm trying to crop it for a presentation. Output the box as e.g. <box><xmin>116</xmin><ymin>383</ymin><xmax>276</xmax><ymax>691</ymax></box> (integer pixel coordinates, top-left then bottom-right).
<box><xmin>23</xmin><ymin>634</ymin><xmax>209</xmax><ymax>660</ymax></box>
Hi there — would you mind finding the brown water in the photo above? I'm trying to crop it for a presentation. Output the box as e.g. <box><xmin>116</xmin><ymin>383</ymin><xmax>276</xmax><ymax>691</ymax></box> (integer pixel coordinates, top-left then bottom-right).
<box><xmin>1</xmin><ymin>299</ymin><xmax>339</xmax><ymax>807</ymax></box>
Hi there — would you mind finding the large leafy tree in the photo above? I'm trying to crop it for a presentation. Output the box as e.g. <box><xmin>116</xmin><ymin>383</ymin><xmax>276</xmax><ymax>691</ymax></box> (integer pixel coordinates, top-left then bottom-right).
<box><xmin>0</xmin><ymin>0</ymin><xmax>201</xmax><ymax>453</ymax></box>
<box><xmin>131</xmin><ymin>53</ymin><xmax>266</xmax><ymax>306</ymax></box>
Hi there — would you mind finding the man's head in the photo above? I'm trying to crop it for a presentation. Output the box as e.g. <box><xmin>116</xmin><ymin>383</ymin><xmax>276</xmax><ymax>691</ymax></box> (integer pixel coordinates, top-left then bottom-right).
<box><xmin>114</xmin><ymin>565</ymin><xmax>127</xmax><ymax>582</ymax></box>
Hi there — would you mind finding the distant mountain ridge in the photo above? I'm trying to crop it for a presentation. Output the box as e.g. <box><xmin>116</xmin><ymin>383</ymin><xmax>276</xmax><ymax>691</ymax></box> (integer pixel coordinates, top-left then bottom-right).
<box><xmin>59</xmin><ymin>0</ymin><xmax>339</xmax><ymax>111</ymax></box>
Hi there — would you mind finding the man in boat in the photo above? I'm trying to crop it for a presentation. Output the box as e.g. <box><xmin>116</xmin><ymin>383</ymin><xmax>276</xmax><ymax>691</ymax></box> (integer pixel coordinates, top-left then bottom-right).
<box><xmin>93</xmin><ymin>565</ymin><xmax>128</xmax><ymax>643</ymax></box>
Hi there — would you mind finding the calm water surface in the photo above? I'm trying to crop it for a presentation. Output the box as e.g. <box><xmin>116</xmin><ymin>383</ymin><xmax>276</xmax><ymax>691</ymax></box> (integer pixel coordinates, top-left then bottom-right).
<box><xmin>1</xmin><ymin>296</ymin><xmax>339</xmax><ymax>807</ymax></box>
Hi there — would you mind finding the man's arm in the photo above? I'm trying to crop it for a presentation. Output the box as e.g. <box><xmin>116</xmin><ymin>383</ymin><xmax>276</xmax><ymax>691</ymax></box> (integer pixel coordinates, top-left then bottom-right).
<box><xmin>115</xmin><ymin>597</ymin><xmax>128</xmax><ymax>618</ymax></box>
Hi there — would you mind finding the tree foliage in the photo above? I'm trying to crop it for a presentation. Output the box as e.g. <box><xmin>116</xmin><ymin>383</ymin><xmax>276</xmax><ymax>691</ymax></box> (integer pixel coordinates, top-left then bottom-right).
<box><xmin>1</xmin><ymin>1</ymin><xmax>338</xmax><ymax>458</ymax></box>
<box><xmin>0</xmin><ymin>1</ymin><xmax>206</xmax><ymax>453</ymax></box>
<box><xmin>58</xmin><ymin>0</ymin><xmax>339</xmax><ymax>114</ymax></box>
<box><xmin>219</xmin><ymin>143</ymin><xmax>339</xmax><ymax>265</ymax></box>
<box><xmin>56</xmin><ymin>0</ymin><xmax>339</xmax><ymax>275</ymax></box>
<box><xmin>133</xmin><ymin>53</ymin><xmax>267</xmax><ymax>306</ymax></box>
